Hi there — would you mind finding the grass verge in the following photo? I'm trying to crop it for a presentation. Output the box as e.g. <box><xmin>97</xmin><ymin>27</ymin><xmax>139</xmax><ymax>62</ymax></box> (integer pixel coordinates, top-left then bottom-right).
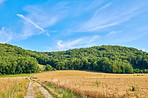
<box><xmin>0</xmin><ymin>73</ymin><xmax>31</xmax><ymax>78</ymax></box>
<box><xmin>35</xmin><ymin>80</ymin><xmax>81</xmax><ymax>98</ymax></box>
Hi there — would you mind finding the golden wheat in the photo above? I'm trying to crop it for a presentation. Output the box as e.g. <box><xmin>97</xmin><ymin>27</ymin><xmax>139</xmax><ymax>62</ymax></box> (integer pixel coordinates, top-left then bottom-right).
<box><xmin>0</xmin><ymin>77</ymin><xmax>29</xmax><ymax>98</ymax></box>
<box><xmin>33</xmin><ymin>70</ymin><xmax>148</xmax><ymax>98</ymax></box>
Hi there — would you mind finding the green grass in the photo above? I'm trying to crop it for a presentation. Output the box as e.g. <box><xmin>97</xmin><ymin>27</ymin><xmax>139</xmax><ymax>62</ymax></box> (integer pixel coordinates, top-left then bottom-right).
<box><xmin>0</xmin><ymin>73</ymin><xmax>31</xmax><ymax>78</ymax></box>
<box><xmin>42</xmin><ymin>81</ymin><xmax>75</xmax><ymax>98</ymax></box>
<box><xmin>38</xmin><ymin>64</ymin><xmax>45</xmax><ymax>71</ymax></box>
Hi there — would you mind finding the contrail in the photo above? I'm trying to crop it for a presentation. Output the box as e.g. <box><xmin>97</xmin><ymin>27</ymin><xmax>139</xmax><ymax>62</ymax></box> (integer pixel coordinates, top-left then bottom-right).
<box><xmin>16</xmin><ymin>14</ymin><xmax>45</xmax><ymax>33</ymax></box>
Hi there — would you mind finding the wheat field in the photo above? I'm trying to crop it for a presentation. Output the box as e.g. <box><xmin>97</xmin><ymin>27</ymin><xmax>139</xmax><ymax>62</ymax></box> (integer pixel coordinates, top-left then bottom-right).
<box><xmin>0</xmin><ymin>77</ymin><xmax>29</xmax><ymax>98</ymax></box>
<box><xmin>33</xmin><ymin>70</ymin><xmax>148</xmax><ymax>98</ymax></box>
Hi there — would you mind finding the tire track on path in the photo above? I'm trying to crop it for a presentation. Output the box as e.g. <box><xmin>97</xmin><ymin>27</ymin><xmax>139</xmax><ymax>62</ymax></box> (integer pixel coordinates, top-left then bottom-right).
<box><xmin>24</xmin><ymin>75</ymin><xmax>52</xmax><ymax>98</ymax></box>
<box><xmin>35</xmin><ymin>82</ymin><xmax>53</xmax><ymax>98</ymax></box>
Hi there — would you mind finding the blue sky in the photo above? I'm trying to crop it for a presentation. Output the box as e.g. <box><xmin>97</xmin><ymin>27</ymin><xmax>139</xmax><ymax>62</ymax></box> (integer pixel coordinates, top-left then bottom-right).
<box><xmin>0</xmin><ymin>0</ymin><xmax>148</xmax><ymax>52</ymax></box>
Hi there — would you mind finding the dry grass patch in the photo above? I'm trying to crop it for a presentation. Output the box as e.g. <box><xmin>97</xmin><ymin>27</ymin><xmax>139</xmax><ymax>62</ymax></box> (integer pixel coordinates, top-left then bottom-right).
<box><xmin>0</xmin><ymin>77</ymin><xmax>29</xmax><ymax>98</ymax></box>
<box><xmin>33</xmin><ymin>70</ymin><xmax>148</xmax><ymax>98</ymax></box>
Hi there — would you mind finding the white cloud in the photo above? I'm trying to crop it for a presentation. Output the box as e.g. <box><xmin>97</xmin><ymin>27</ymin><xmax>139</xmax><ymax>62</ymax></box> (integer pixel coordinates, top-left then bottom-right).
<box><xmin>16</xmin><ymin>14</ymin><xmax>45</xmax><ymax>32</ymax></box>
<box><xmin>46</xmin><ymin>32</ymin><xmax>50</xmax><ymax>37</ymax></box>
<box><xmin>57</xmin><ymin>35</ymin><xmax>99</xmax><ymax>50</ymax></box>
<box><xmin>16</xmin><ymin>13</ymin><xmax>53</xmax><ymax>38</ymax></box>
<box><xmin>15</xmin><ymin>2</ymin><xmax>67</xmax><ymax>40</ymax></box>
<box><xmin>107</xmin><ymin>31</ymin><xmax>117</xmax><ymax>36</ymax></box>
<box><xmin>93</xmin><ymin>2</ymin><xmax>112</xmax><ymax>17</ymax></box>
<box><xmin>57</xmin><ymin>39</ymin><xmax>82</xmax><ymax>49</ymax></box>
<box><xmin>84</xmin><ymin>0</ymin><xmax>105</xmax><ymax>11</ymax></box>
<box><xmin>23</xmin><ymin>3</ymin><xmax>66</xmax><ymax>29</ymax></box>
<box><xmin>16</xmin><ymin>11</ymin><xmax>58</xmax><ymax>39</ymax></box>
<box><xmin>105</xmin><ymin>30</ymin><xmax>148</xmax><ymax>44</ymax></box>
<box><xmin>88</xmin><ymin>35</ymin><xmax>99</xmax><ymax>43</ymax></box>
<box><xmin>142</xmin><ymin>48</ymin><xmax>146</xmax><ymax>52</ymax></box>
<box><xmin>0</xmin><ymin>27</ymin><xmax>12</xmax><ymax>43</ymax></box>
<box><xmin>77</xmin><ymin>2</ymin><xmax>146</xmax><ymax>32</ymax></box>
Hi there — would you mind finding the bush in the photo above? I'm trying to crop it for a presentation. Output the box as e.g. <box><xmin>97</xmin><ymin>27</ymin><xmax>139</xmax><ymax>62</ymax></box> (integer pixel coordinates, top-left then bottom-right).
<box><xmin>45</xmin><ymin>64</ymin><xmax>56</xmax><ymax>71</ymax></box>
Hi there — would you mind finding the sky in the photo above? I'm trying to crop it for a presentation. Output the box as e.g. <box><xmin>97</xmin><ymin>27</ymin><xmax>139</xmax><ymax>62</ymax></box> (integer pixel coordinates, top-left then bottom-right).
<box><xmin>0</xmin><ymin>0</ymin><xmax>148</xmax><ymax>52</ymax></box>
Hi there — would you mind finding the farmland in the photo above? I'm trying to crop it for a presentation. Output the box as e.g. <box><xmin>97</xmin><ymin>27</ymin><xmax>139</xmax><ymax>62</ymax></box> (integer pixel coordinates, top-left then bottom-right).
<box><xmin>0</xmin><ymin>75</ymin><xmax>46</xmax><ymax>98</ymax></box>
<box><xmin>33</xmin><ymin>70</ymin><xmax>148</xmax><ymax>98</ymax></box>
<box><xmin>0</xmin><ymin>77</ymin><xmax>29</xmax><ymax>98</ymax></box>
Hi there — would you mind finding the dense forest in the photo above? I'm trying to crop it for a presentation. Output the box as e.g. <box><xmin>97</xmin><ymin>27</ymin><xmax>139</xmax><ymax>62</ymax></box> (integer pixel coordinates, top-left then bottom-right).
<box><xmin>0</xmin><ymin>43</ymin><xmax>148</xmax><ymax>74</ymax></box>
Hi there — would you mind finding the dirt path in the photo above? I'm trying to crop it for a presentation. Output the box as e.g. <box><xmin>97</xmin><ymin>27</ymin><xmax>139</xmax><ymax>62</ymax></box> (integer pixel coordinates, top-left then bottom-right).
<box><xmin>24</xmin><ymin>80</ymin><xmax>36</xmax><ymax>98</ymax></box>
<box><xmin>35</xmin><ymin>82</ymin><xmax>53</xmax><ymax>98</ymax></box>
<box><xmin>24</xmin><ymin>75</ymin><xmax>52</xmax><ymax>98</ymax></box>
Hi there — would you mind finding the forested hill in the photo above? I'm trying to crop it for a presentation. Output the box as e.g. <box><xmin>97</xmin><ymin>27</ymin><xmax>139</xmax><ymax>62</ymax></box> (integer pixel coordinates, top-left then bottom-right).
<box><xmin>0</xmin><ymin>43</ymin><xmax>148</xmax><ymax>74</ymax></box>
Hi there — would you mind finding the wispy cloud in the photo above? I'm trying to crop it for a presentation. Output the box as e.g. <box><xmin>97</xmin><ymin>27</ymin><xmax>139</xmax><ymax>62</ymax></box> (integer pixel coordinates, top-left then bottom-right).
<box><xmin>1</xmin><ymin>0</ymin><xmax>148</xmax><ymax>51</ymax></box>
<box><xmin>115</xmin><ymin>32</ymin><xmax>148</xmax><ymax>43</ymax></box>
<box><xmin>46</xmin><ymin>32</ymin><xmax>50</xmax><ymax>37</ymax></box>
<box><xmin>16</xmin><ymin>14</ymin><xmax>46</xmax><ymax>33</ymax></box>
<box><xmin>84</xmin><ymin>0</ymin><xmax>105</xmax><ymax>11</ymax></box>
<box><xmin>57</xmin><ymin>35</ymin><xmax>99</xmax><ymax>50</ymax></box>
<box><xmin>77</xmin><ymin>2</ymin><xmax>146</xmax><ymax>32</ymax></box>
<box><xmin>94</xmin><ymin>2</ymin><xmax>112</xmax><ymax>16</ymax></box>
<box><xmin>107</xmin><ymin>31</ymin><xmax>118</xmax><ymax>36</ymax></box>
<box><xmin>15</xmin><ymin>2</ymin><xmax>67</xmax><ymax>40</ymax></box>
<box><xmin>0</xmin><ymin>27</ymin><xmax>12</xmax><ymax>43</ymax></box>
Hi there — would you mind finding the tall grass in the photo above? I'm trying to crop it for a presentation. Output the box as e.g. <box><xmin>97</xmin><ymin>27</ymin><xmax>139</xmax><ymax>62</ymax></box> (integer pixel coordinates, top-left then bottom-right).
<box><xmin>0</xmin><ymin>78</ymin><xmax>29</xmax><ymax>98</ymax></box>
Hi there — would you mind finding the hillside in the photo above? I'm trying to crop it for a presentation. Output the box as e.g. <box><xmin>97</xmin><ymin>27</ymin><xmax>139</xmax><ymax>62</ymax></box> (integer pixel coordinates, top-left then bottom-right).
<box><xmin>0</xmin><ymin>43</ymin><xmax>148</xmax><ymax>74</ymax></box>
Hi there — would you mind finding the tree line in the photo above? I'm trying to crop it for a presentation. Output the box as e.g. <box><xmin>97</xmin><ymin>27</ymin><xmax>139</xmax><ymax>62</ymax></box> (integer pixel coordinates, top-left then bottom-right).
<box><xmin>0</xmin><ymin>43</ymin><xmax>148</xmax><ymax>74</ymax></box>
